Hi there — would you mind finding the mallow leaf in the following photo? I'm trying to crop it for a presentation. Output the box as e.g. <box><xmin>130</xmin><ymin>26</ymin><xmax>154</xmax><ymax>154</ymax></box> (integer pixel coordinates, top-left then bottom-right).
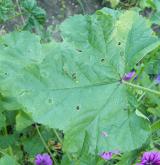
<box><xmin>0</xmin><ymin>9</ymin><xmax>159</xmax><ymax>154</ymax></box>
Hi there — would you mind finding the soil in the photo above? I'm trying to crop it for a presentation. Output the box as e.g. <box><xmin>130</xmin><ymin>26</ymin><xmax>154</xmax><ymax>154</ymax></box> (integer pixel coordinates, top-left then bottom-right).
<box><xmin>3</xmin><ymin>1</ymin><xmax>160</xmax><ymax>36</ymax></box>
<box><xmin>37</xmin><ymin>0</ymin><xmax>108</xmax><ymax>40</ymax></box>
<box><xmin>1</xmin><ymin>0</ymin><xmax>107</xmax><ymax>34</ymax></box>
<box><xmin>37</xmin><ymin>0</ymin><xmax>105</xmax><ymax>25</ymax></box>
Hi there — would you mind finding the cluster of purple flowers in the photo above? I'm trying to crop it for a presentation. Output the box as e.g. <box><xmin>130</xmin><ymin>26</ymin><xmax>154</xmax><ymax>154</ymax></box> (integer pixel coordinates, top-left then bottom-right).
<box><xmin>155</xmin><ymin>75</ymin><xmax>160</xmax><ymax>84</ymax></box>
<box><xmin>123</xmin><ymin>71</ymin><xmax>160</xmax><ymax>85</ymax></box>
<box><xmin>100</xmin><ymin>150</ymin><xmax>120</xmax><ymax>160</ymax></box>
<box><xmin>35</xmin><ymin>153</ymin><xmax>52</xmax><ymax>165</ymax></box>
<box><xmin>137</xmin><ymin>151</ymin><xmax>160</xmax><ymax>165</ymax></box>
<box><xmin>35</xmin><ymin>151</ymin><xmax>160</xmax><ymax>164</ymax></box>
<box><xmin>100</xmin><ymin>151</ymin><xmax>114</xmax><ymax>160</ymax></box>
<box><xmin>100</xmin><ymin>151</ymin><xmax>160</xmax><ymax>165</ymax></box>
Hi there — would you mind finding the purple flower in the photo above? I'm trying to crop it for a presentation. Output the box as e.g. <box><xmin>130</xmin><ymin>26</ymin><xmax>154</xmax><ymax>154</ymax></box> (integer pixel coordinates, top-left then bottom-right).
<box><xmin>137</xmin><ymin>151</ymin><xmax>160</xmax><ymax>165</ymax></box>
<box><xmin>35</xmin><ymin>153</ymin><xmax>53</xmax><ymax>165</ymax></box>
<box><xmin>100</xmin><ymin>152</ymin><xmax>113</xmax><ymax>160</ymax></box>
<box><xmin>123</xmin><ymin>71</ymin><xmax>136</xmax><ymax>81</ymax></box>
<box><xmin>155</xmin><ymin>75</ymin><xmax>160</xmax><ymax>84</ymax></box>
<box><xmin>100</xmin><ymin>150</ymin><xmax>120</xmax><ymax>160</ymax></box>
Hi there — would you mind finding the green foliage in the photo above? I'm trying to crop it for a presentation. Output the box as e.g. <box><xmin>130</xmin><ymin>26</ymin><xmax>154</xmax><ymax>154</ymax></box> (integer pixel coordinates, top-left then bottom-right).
<box><xmin>16</xmin><ymin>111</ymin><xmax>33</xmax><ymax>131</ymax></box>
<box><xmin>21</xmin><ymin>0</ymin><xmax>46</xmax><ymax>33</ymax></box>
<box><xmin>0</xmin><ymin>0</ymin><xmax>15</xmax><ymax>23</ymax></box>
<box><xmin>0</xmin><ymin>6</ymin><xmax>160</xmax><ymax>164</ymax></box>
<box><xmin>0</xmin><ymin>0</ymin><xmax>47</xmax><ymax>37</ymax></box>
<box><xmin>0</xmin><ymin>155</ymin><xmax>19</xmax><ymax>165</ymax></box>
<box><xmin>104</xmin><ymin>0</ymin><xmax>120</xmax><ymax>8</ymax></box>
<box><xmin>140</xmin><ymin>0</ymin><xmax>160</xmax><ymax>29</ymax></box>
<box><xmin>0</xmin><ymin>1</ymin><xmax>160</xmax><ymax>164</ymax></box>
<box><xmin>0</xmin><ymin>112</ymin><xmax>6</xmax><ymax>129</ymax></box>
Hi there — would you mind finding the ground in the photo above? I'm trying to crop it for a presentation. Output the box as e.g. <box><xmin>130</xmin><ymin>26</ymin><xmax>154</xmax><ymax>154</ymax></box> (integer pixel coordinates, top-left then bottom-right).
<box><xmin>38</xmin><ymin>0</ymin><xmax>104</xmax><ymax>25</ymax></box>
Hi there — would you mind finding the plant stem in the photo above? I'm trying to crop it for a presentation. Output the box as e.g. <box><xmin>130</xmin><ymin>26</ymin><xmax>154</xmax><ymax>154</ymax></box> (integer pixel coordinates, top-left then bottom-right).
<box><xmin>0</xmin><ymin>150</ymin><xmax>7</xmax><ymax>156</ymax></box>
<box><xmin>52</xmin><ymin>129</ymin><xmax>72</xmax><ymax>161</ymax></box>
<box><xmin>6</xmin><ymin>13</ymin><xmax>24</xmax><ymax>22</ymax></box>
<box><xmin>16</xmin><ymin>0</ymin><xmax>25</xmax><ymax>25</ymax></box>
<box><xmin>137</xmin><ymin>83</ymin><xmax>155</xmax><ymax>102</ymax></box>
<box><xmin>53</xmin><ymin>129</ymin><xmax>62</xmax><ymax>143</ymax></box>
<box><xmin>8</xmin><ymin>146</ymin><xmax>13</xmax><ymax>156</ymax></box>
<box><xmin>3</xmin><ymin>125</ymin><xmax>13</xmax><ymax>156</ymax></box>
<box><xmin>76</xmin><ymin>0</ymin><xmax>85</xmax><ymax>14</ymax></box>
<box><xmin>35</xmin><ymin>124</ymin><xmax>58</xmax><ymax>165</ymax></box>
<box><xmin>122</xmin><ymin>80</ymin><xmax>160</xmax><ymax>96</ymax></box>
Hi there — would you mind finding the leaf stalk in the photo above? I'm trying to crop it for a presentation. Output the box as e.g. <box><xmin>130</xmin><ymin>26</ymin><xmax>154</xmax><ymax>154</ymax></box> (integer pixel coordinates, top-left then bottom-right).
<box><xmin>122</xmin><ymin>80</ymin><xmax>160</xmax><ymax>96</ymax></box>
<box><xmin>35</xmin><ymin>124</ymin><xmax>58</xmax><ymax>165</ymax></box>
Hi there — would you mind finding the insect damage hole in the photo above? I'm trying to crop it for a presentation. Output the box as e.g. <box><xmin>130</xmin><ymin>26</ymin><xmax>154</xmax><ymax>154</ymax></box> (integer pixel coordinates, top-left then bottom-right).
<box><xmin>72</xmin><ymin>73</ymin><xmax>77</xmax><ymax>80</ymax></box>
<box><xmin>4</xmin><ymin>72</ymin><xmax>8</xmax><ymax>76</ymax></box>
<box><xmin>101</xmin><ymin>58</ymin><xmax>105</xmax><ymax>63</ymax></box>
<box><xmin>48</xmin><ymin>99</ymin><xmax>52</xmax><ymax>104</ymax></box>
<box><xmin>4</xmin><ymin>44</ymin><xmax>8</xmax><ymax>47</ymax></box>
<box><xmin>76</xmin><ymin>105</ymin><xmax>80</xmax><ymax>111</ymax></box>
<box><xmin>76</xmin><ymin>49</ymin><xmax>83</xmax><ymax>52</ymax></box>
<box><xmin>118</xmin><ymin>42</ymin><xmax>121</xmax><ymax>45</ymax></box>
<box><xmin>48</xmin><ymin>98</ymin><xmax>54</xmax><ymax>105</ymax></box>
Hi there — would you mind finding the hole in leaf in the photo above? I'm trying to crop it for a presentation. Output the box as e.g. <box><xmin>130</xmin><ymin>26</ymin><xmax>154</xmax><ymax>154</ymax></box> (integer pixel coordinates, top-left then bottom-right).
<box><xmin>48</xmin><ymin>98</ymin><xmax>54</xmax><ymax>104</ymax></box>
<box><xmin>101</xmin><ymin>131</ymin><xmax>108</xmax><ymax>137</ymax></box>
<box><xmin>76</xmin><ymin>49</ymin><xmax>83</xmax><ymax>52</ymax></box>
<box><xmin>19</xmin><ymin>90</ymin><xmax>30</xmax><ymax>96</ymax></box>
<box><xmin>118</xmin><ymin>42</ymin><xmax>121</xmax><ymax>45</ymax></box>
<box><xmin>101</xmin><ymin>58</ymin><xmax>105</xmax><ymax>63</ymax></box>
<box><xmin>76</xmin><ymin>106</ymin><xmax>80</xmax><ymax>111</ymax></box>
<box><xmin>4</xmin><ymin>44</ymin><xmax>8</xmax><ymax>47</ymax></box>
<box><xmin>72</xmin><ymin>73</ymin><xmax>77</xmax><ymax>80</ymax></box>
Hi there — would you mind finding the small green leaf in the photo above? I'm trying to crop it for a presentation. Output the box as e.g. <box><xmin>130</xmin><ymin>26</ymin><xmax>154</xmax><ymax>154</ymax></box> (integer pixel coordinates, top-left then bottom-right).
<box><xmin>151</xmin><ymin>119</ymin><xmax>160</xmax><ymax>132</ymax></box>
<box><xmin>23</xmin><ymin>135</ymin><xmax>44</xmax><ymax>156</ymax></box>
<box><xmin>21</xmin><ymin>0</ymin><xmax>36</xmax><ymax>11</ymax></box>
<box><xmin>16</xmin><ymin>111</ymin><xmax>33</xmax><ymax>131</ymax></box>
<box><xmin>109</xmin><ymin>0</ymin><xmax>119</xmax><ymax>8</ymax></box>
<box><xmin>0</xmin><ymin>135</ymin><xmax>16</xmax><ymax>149</ymax></box>
<box><xmin>0</xmin><ymin>155</ymin><xmax>19</xmax><ymax>165</ymax></box>
<box><xmin>116</xmin><ymin>150</ymin><xmax>139</xmax><ymax>165</ymax></box>
<box><xmin>147</xmin><ymin>107</ymin><xmax>160</xmax><ymax>117</ymax></box>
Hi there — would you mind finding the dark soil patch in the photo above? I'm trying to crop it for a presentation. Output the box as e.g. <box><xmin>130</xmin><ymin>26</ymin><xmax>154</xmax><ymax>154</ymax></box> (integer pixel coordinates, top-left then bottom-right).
<box><xmin>38</xmin><ymin>0</ymin><xmax>104</xmax><ymax>25</ymax></box>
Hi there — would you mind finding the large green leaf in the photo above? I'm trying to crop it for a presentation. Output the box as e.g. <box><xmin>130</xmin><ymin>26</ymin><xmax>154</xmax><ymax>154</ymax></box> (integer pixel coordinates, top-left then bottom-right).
<box><xmin>0</xmin><ymin>9</ymin><xmax>159</xmax><ymax>154</ymax></box>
